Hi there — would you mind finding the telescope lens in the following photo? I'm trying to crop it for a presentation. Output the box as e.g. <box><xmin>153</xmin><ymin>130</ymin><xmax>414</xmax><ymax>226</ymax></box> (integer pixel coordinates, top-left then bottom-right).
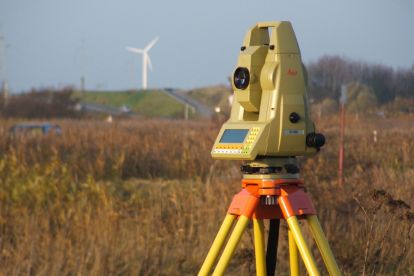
<box><xmin>234</xmin><ymin>67</ymin><xmax>250</xmax><ymax>90</ymax></box>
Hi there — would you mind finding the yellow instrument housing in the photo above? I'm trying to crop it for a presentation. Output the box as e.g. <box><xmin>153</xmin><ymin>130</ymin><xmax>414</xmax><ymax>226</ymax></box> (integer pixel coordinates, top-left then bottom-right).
<box><xmin>212</xmin><ymin>21</ymin><xmax>318</xmax><ymax>160</ymax></box>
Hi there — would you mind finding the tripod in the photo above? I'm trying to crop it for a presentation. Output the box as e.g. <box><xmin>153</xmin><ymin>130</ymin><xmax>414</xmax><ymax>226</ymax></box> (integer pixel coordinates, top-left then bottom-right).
<box><xmin>198</xmin><ymin>159</ymin><xmax>341</xmax><ymax>276</ymax></box>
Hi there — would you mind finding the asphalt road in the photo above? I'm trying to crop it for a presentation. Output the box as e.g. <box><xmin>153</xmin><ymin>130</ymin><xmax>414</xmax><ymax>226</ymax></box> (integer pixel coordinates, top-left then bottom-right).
<box><xmin>76</xmin><ymin>103</ymin><xmax>135</xmax><ymax>116</ymax></box>
<box><xmin>162</xmin><ymin>89</ymin><xmax>214</xmax><ymax>118</ymax></box>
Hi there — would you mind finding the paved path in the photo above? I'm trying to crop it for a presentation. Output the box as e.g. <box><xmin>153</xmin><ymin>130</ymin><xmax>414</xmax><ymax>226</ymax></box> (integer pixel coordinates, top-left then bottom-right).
<box><xmin>77</xmin><ymin>103</ymin><xmax>136</xmax><ymax>116</ymax></box>
<box><xmin>162</xmin><ymin>89</ymin><xmax>214</xmax><ymax>118</ymax></box>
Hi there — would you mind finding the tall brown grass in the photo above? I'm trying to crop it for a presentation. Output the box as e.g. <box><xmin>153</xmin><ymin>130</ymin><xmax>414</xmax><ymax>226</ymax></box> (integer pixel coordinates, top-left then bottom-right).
<box><xmin>0</xmin><ymin>116</ymin><xmax>413</xmax><ymax>275</ymax></box>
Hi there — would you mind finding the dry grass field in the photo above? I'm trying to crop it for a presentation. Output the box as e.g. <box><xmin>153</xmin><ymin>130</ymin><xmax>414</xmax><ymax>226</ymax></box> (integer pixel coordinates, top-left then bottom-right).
<box><xmin>0</xmin><ymin>115</ymin><xmax>413</xmax><ymax>275</ymax></box>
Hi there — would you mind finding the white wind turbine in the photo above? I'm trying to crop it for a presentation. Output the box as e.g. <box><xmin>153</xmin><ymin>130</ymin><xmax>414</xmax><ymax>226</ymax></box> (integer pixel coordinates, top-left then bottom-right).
<box><xmin>126</xmin><ymin>36</ymin><xmax>159</xmax><ymax>90</ymax></box>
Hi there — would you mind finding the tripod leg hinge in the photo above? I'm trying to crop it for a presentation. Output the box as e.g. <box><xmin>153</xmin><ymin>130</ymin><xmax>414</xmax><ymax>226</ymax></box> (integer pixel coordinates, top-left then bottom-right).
<box><xmin>278</xmin><ymin>188</ymin><xmax>316</xmax><ymax>218</ymax></box>
<box><xmin>227</xmin><ymin>189</ymin><xmax>260</xmax><ymax>217</ymax></box>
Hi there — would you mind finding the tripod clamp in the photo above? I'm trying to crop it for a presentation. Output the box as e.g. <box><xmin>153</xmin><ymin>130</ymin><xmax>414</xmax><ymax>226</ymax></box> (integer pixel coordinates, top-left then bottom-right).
<box><xmin>228</xmin><ymin>178</ymin><xmax>315</xmax><ymax>220</ymax></box>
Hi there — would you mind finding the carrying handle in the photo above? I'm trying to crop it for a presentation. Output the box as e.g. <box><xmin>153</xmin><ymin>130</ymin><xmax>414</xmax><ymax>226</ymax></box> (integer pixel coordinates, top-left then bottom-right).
<box><xmin>243</xmin><ymin>21</ymin><xmax>300</xmax><ymax>54</ymax></box>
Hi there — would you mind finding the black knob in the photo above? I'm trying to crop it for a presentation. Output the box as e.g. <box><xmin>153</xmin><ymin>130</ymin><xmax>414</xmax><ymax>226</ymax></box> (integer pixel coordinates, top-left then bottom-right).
<box><xmin>284</xmin><ymin>164</ymin><xmax>300</xmax><ymax>174</ymax></box>
<box><xmin>306</xmin><ymin>133</ymin><xmax>325</xmax><ymax>148</ymax></box>
<box><xmin>289</xmin><ymin>112</ymin><xmax>301</xmax><ymax>123</ymax></box>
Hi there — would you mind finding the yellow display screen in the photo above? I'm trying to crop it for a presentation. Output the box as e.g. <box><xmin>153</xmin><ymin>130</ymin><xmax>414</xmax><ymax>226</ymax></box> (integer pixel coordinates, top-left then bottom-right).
<box><xmin>219</xmin><ymin>129</ymin><xmax>249</xmax><ymax>143</ymax></box>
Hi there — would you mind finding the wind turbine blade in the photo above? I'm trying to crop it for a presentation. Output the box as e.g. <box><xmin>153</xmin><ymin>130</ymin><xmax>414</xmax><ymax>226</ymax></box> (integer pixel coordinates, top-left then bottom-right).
<box><xmin>144</xmin><ymin>36</ymin><xmax>159</xmax><ymax>51</ymax></box>
<box><xmin>125</xmin><ymin>46</ymin><xmax>144</xmax><ymax>54</ymax></box>
<box><xmin>147</xmin><ymin>54</ymin><xmax>153</xmax><ymax>71</ymax></box>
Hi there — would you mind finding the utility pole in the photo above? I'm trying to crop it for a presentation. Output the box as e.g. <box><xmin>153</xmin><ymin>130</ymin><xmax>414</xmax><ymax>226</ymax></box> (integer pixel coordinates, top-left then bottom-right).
<box><xmin>80</xmin><ymin>75</ymin><xmax>85</xmax><ymax>94</ymax></box>
<box><xmin>2</xmin><ymin>80</ymin><xmax>8</xmax><ymax>107</ymax></box>
<box><xmin>338</xmin><ymin>84</ymin><xmax>347</xmax><ymax>185</ymax></box>
<box><xmin>184</xmin><ymin>103</ymin><xmax>189</xmax><ymax>120</ymax></box>
<box><xmin>0</xmin><ymin>33</ymin><xmax>8</xmax><ymax>108</ymax></box>
<box><xmin>79</xmin><ymin>39</ymin><xmax>85</xmax><ymax>95</ymax></box>
<box><xmin>0</xmin><ymin>33</ymin><xmax>4</xmax><ymax>85</ymax></box>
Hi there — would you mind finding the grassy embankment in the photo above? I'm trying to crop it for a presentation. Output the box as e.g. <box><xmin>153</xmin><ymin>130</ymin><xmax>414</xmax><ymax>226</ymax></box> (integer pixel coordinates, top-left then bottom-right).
<box><xmin>78</xmin><ymin>90</ymin><xmax>187</xmax><ymax>118</ymax></box>
<box><xmin>0</xmin><ymin>116</ymin><xmax>413</xmax><ymax>275</ymax></box>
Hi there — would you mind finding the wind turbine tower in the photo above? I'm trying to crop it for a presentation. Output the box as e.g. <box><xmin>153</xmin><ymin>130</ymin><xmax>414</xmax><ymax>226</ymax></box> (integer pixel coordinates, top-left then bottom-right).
<box><xmin>126</xmin><ymin>37</ymin><xmax>159</xmax><ymax>90</ymax></box>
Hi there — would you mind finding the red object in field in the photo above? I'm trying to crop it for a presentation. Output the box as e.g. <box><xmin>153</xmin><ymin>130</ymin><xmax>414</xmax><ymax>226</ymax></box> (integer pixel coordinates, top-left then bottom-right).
<box><xmin>338</xmin><ymin>102</ymin><xmax>345</xmax><ymax>185</ymax></box>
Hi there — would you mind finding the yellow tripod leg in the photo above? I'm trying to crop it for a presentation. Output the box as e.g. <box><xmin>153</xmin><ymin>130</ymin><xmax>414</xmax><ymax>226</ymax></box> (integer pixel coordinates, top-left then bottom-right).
<box><xmin>307</xmin><ymin>215</ymin><xmax>341</xmax><ymax>276</ymax></box>
<box><xmin>199</xmin><ymin>214</ymin><xmax>236</xmax><ymax>276</ymax></box>
<box><xmin>253</xmin><ymin>219</ymin><xmax>266</xmax><ymax>276</ymax></box>
<box><xmin>288</xmin><ymin>229</ymin><xmax>299</xmax><ymax>276</ymax></box>
<box><xmin>212</xmin><ymin>215</ymin><xmax>250</xmax><ymax>276</ymax></box>
<box><xmin>286</xmin><ymin>216</ymin><xmax>320</xmax><ymax>276</ymax></box>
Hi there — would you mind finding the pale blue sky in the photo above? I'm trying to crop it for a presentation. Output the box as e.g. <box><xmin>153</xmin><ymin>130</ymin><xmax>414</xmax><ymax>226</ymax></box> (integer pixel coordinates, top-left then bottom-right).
<box><xmin>1</xmin><ymin>0</ymin><xmax>413</xmax><ymax>92</ymax></box>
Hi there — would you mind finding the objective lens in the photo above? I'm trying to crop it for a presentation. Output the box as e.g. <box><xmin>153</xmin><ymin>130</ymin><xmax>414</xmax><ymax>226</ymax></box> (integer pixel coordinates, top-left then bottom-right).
<box><xmin>234</xmin><ymin>67</ymin><xmax>250</xmax><ymax>90</ymax></box>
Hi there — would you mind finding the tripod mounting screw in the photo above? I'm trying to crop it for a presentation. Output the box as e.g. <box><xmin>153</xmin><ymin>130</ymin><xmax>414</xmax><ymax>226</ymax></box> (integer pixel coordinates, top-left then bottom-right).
<box><xmin>261</xmin><ymin>195</ymin><xmax>278</xmax><ymax>206</ymax></box>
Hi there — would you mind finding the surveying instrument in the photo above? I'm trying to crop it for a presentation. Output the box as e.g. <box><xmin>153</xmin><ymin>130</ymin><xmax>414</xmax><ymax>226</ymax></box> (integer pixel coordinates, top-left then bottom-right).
<box><xmin>198</xmin><ymin>22</ymin><xmax>341</xmax><ymax>276</ymax></box>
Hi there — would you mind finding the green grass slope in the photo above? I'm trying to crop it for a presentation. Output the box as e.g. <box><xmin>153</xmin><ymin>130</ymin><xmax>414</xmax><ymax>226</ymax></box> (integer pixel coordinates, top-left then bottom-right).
<box><xmin>79</xmin><ymin>90</ymin><xmax>186</xmax><ymax>118</ymax></box>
